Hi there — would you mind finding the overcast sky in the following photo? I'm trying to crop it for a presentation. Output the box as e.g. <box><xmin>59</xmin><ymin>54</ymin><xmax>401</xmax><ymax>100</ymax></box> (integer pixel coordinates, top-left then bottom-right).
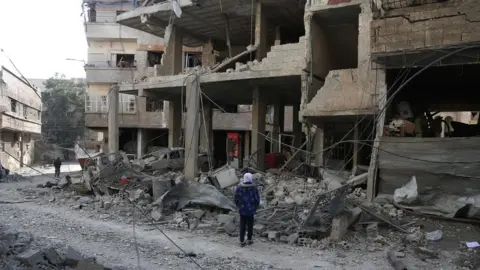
<box><xmin>0</xmin><ymin>0</ymin><xmax>87</xmax><ymax>79</ymax></box>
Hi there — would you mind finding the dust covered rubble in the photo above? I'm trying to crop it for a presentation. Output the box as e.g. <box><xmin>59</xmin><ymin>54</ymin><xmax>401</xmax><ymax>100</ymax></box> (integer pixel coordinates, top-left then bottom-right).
<box><xmin>26</xmin><ymin>166</ymin><xmax>476</xmax><ymax>269</ymax></box>
<box><xmin>0</xmin><ymin>224</ymin><xmax>110</xmax><ymax>269</ymax></box>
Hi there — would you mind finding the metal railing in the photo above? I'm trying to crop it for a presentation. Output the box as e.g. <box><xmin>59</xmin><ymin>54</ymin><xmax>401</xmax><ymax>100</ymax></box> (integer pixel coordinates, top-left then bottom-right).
<box><xmin>85</xmin><ymin>94</ymin><xmax>136</xmax><ymax>113</ymax></box>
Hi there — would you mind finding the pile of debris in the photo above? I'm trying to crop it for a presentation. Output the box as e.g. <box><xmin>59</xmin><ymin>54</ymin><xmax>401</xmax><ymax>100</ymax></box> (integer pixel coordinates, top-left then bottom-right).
<box><xmin>0</xmin><ymin>225</ymin><xmax>109</xmax><ymax>269</ymax></box>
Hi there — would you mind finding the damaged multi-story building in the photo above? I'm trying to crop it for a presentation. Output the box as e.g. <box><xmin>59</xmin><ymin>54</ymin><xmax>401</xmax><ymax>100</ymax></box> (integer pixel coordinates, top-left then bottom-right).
<box><xmin>0</xmin><ymin>67</ymin><xmax>42</xmax><ymax>170</ymax></box>
<box><xmin>105</xmin><ymin>0</ymin><xmax>480</xmax><ymax>191</ymax></box>
<box><xmin>82</xmin><ymin>0</ymin><xmax>296</xmax><ymax>161</ymax></box>
<box><xmin>365</xmin><ymin>0</ymin><xmax>480</xmax><ymax>201</ymax></box>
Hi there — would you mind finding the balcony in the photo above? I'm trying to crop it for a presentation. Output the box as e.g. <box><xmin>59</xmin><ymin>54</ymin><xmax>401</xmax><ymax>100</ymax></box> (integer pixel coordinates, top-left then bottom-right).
<box><xmin>85</xmin><ymin>66</ymin><xmax>136</xmax><ymax>84</ymax></box>
<box><xmin>0</xmin><ymin>113</ymin><xmax>41</xmax><ymax>134</ymax></box>
<box><xmin>85</xmin><ymin>23</ymin><xmax>138</xmax><ymax>40</ymax></box>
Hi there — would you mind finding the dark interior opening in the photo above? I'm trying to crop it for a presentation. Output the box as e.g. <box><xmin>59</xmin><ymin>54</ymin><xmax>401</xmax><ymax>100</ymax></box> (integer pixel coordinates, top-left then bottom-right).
<box><xmin>185</xmin><ymin>52</ymin><xmax>202</xmax><ymax>68</ymax></box>
<box><xmin>147</xmin><ymin>51</ymin><xmax>163</xmax><ymax>67</ymax></box>
<box><xmin>386</xmin><ymin>64</ymin><xmax>480</xmax><ymax>138</ymax></box>
<box><xmin>313</xmin><ymin>5</ymin><xmax>360</xmax><ymax>70</ymax></box>
<box><xmin>116</xmin><ymin>54</ymin><xmax>135</xmax><ymax>68</ymax></box>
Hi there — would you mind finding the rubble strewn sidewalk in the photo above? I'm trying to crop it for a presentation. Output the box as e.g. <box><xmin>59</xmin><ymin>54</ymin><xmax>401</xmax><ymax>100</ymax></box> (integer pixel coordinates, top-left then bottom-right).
<box><xmin>23</xmin><ymin>155</ymin><xmax>480</xmax><ymax>269</ymax></box>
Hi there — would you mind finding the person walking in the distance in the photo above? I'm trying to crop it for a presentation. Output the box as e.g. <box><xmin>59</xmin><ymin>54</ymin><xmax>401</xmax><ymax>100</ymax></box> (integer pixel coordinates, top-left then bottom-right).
<box><xmin>53</xmin><ymin>157</ymin><xmax>62</xmax><ymax>178</ymax></box>
<box><xmin>234</xmin><ymin>172</ymin><xmax>260</xmax><ymax>247</ymax></box>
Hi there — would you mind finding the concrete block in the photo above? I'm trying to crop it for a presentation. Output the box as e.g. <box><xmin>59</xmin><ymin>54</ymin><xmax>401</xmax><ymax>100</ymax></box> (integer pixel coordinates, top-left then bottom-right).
<box><xmin>76</xmin><ymin>260</ymin><xmax>104</xmax><ymax>270</ymax></box>
<box><xmin>425</xmin><ymin>29</ymin><xmax>444</xmax><ymax>47</ymax></box>
<box><xmin>385</xmin><ymin>41</ymin><xmax>412</xmax><ymax>52</ymax></box>
<box><xmin>223</xmin><ymin>220</ymin><xmax>236</xmax><ymax>235</ymax></box>
<box><xmin>330</xmin><ymin>213</ymin><xmax>349</xmax><ymax>241</ymax></box>
<box><xmin>287</xmin><ymin>233</ymin><xmax>299</xmax><ymax>245</ymax></box>
<box><xmin>371</xmin><ymin>19</ymin><xmax>385</xmax><ymax>29</ymax></box>
<box><xmin>411</xmin><ymin>21</ymin><xmax>427</xmax><ymax>32</ymax></box>
<box><xmin>216</xmin><ymin>214</ymin><xmax>234</xmax><ymax>224</ymax></box>
<box><xmin>16</xmin><ymin>249</ymin><xmax>44</xmax><ymax>266</ymax></box>
<box><xmin>443</xmin><ymin>33</ymin><xmax>462</xmax><ymax>45</ymax></box>
<box><xmin>426</xmin><ymin>18</ymin><xmax>448</xmax><ymax>30</ymax></box>
<box><xmin>267</xmin><ymin>231</ymin><xmax>280</xmax><ymax>241</ymax></box>
<box><xmin>378</xmin><ymin>25</ymin><xmax>396</xmax><ymax>36</ymax></box>
<box><xmin>65</xmin><ymin>246</ymin><xmax>85</xmax><ymax>267</ymax></box>
<box><xmin>462</xmin><ymin>32</ymin><xmax>480</xmax><ymax>42</ymax></box>
<box><xmin>44</xmin><ymin>247</ymin><xmax>63</xmax><ymax>265</ymax></box>
<box><xmin>151</xmin><ymin>209</ymin><xmax>163</xmax><ymax>221</ymax></box>
<box><xmin>385</xmin><ymin>17</ymin><xmax>406</xmax><ymax>27</ymax></box>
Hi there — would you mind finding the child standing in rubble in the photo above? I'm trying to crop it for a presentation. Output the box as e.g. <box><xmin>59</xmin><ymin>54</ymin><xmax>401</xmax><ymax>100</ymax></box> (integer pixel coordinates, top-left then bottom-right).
<box><xmin>234</xmin><ymin>172</ymin><xmax>260</xmax><ymax>247</ymax></box>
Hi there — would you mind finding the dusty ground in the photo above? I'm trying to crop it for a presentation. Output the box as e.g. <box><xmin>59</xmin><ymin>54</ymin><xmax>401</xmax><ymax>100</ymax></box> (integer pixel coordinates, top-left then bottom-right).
<box><xmin>0</xmin><ymin>168</ymin><xmax>474</xmax><ymax>269</ymax></box>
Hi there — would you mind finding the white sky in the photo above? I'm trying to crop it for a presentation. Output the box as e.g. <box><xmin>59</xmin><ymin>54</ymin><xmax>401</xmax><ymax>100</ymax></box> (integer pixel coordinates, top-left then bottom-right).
<box><xmin>0</xmin><ymin>0</ymin><xmax>87</xmax><ymax>79</ymax></box>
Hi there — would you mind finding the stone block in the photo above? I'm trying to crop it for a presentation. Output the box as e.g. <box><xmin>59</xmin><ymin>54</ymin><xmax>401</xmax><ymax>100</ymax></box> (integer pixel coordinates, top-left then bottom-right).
<box><xmin>76</xmin><ymin>260</ymin><xmax>105</xmax><ymax>270</ymax></box>
<box><xmin>44</xmin><ymin>247</ymin><xmax>63</xmax><ymax>265</ymax></box>
<box><xmin>65</xmin><ymin>246</ymin><xmax>85</xmax><ymax>267</ymax></box>
<box><xmin>16</xmin><ymin>249</ymin><xmax>44</xmax><ymax>266</ymax></box>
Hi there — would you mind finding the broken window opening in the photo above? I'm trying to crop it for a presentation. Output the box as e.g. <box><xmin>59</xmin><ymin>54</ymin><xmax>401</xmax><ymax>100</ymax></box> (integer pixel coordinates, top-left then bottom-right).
<box><xmin>147</xmin><ymin>51</ymin><xmax>164</xmax><ymax>67</ymax></box>
<box><xmin>10</xmin><ymin>99</ymin><xmax>16</xmax><ymax>113</ymax></box>
<box><xmin>146</xmin><ymin>97</ymin><xmax>164</xmax><ymax>112</ymax></box>
<box><xmin>184</xmin><ymin>53</ymin><xmax>202</xmax><ymax>68</ymax></box>
<box><xmin>87</xmin><ymin>3</ymin><xmax>96</xmax><ymax>22</ymax></box>
<box><xmin>23</xmin><ymin>106</ymin><xmax>27</xmax><ymax>118</ymax></box>
<box><xmin>115</xmin><ymin>54</ymin><xmax>135</xmax><ymax>68</ymax></box>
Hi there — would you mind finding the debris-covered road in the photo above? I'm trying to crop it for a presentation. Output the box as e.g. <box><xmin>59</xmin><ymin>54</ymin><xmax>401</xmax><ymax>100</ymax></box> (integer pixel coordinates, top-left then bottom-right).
<box><xmin>0</xmin><ymin>174</ymin><xmax>405</xmax><ymax>270</ymax></box>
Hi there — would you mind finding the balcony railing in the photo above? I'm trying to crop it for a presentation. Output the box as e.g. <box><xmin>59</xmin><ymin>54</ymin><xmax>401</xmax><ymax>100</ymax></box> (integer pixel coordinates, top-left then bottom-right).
<box><xmin>85</xmin><ymin>94</ymin><xmax>137</xmax><ymax>114</ymax></box>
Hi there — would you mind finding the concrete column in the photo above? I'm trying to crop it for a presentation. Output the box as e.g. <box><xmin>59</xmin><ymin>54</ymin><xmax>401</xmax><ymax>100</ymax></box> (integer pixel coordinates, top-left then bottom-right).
<box><xmin>275</xmin><ymin>26</ymin><xmax>281</xmax><ymax>45</ymax></box>
<box><xmin>108</xmin><ymin>85</ymin><xmax>119</xmax><ymax>156</ymax></box>
<box><xmin>352</xmin><ymin>123</ymin><xmax>359</xmax><ymax>169</ymax></box>
<box><xmin>251</xmin><ymin>87</ymin><xmax>266</xmax><ymax>170</ymax></box>
<box><xmin>184</xmin><ymin>75</ymin><xmax>200</xmax><ymax>180</ymax></box>
<box><xmin>244</xmin><ymin>131</ymin><xmax>250</xmax><ymax>160</ymax></box>
<box><xmin>168</xmin><ymin>100</ymin><xmax>182</xmax><ymax>147</ymax></box>
<box><xmin>199</xmin><ymin>100</ymin><xmax>213</xmax><ymax>155</ymax></box>
<box><xmin>292</xmin><ymin>103</ymin><xmax>302</xmax><ymax>149</ymax></box>
<box><xmin>163</xmin><ymin>26</ymin><xmax>183</xmax><ymax>75</ymax></box>
<box><xmin>271</xmin><ymin>100</ymin><xmax>284</xmax><ymax>153</ymax></box>
<box><xmin>314</xmin><ymin>123</ymin><xmax>324</xmax><ymax>166</ymax></box>
<box><xmin>254</xmin><ymin>0</ymin><xmax>268</xmax><ymax>61</ymax></box>
<box><xmin>137</xmin><ymin>128</ymin><xmax>146</xmax><ymax>158</ymax></box>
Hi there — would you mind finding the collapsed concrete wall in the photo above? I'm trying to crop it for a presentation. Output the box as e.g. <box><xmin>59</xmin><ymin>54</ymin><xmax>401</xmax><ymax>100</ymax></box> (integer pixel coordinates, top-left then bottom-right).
<box><xmin>251</xmin><ymin>37</ymin><xmax>306</xmax><ymax>72</ymax></box>
<box><xmin>303</xmin><ymin>69</ymin><xmax>377</xmax><ymax>116</ymax></box>
<box><xmin>302</xmin><ymin>2</ymin><xmax>384</xmax><ymax>118</ymax></box>
<box><xmin>371</xmin><ymin>0</ymin><xmax>480</xmax><ymax>54</ymax></box>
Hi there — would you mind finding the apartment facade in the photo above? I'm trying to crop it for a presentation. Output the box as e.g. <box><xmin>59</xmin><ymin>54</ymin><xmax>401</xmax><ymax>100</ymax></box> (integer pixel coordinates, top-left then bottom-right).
<box><xmin>0</xmin><ymin>67</ymin><xmax>42</xmax><ymax>170</ymax></box>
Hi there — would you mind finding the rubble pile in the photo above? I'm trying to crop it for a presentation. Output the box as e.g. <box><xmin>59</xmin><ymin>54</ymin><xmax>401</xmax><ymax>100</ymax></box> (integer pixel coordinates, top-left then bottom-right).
<box><xmin>0</xmin><ymin>225</ymin><xmax>109</xmax><ymax>269</ymax></box>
